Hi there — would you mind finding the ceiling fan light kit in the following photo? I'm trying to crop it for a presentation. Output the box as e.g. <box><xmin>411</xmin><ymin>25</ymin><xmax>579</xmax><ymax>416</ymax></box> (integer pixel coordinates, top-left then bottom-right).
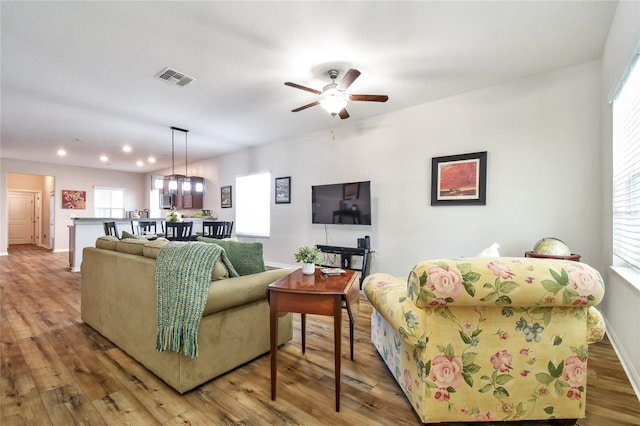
<box><xmin>320</xmin><ymin>94</ymin><xmax>348</xmax><ymax>116</ymax></box>
<box><xmin>285</xmin><ymin>68</ymin><xmax>388</xmax><ymax>119</ymax></box>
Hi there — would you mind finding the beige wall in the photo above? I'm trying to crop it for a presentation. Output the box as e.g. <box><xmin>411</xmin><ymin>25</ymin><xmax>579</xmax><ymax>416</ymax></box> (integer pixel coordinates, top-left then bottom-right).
<box><xmin>0</xmin><ymin>159</ymin><xmax>146</xmax><ymax>254</ymax></box>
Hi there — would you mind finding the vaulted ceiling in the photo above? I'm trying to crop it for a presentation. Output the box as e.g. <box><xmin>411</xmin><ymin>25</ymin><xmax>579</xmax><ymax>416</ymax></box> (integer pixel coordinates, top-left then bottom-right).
<box><xmin>1</xmin><ymin>1</ymin><xmax>617</xmax><ymax>173</ymax></box>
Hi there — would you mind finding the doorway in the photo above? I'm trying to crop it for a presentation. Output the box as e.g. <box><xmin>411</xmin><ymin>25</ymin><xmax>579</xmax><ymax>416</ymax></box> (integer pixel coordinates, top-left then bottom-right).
<box><xmin>7</xmin><ymin>173</ymin><xmax>55</xmax><ymax>250</ymax></box>
<box><xmin>8</xmin><ymin>190</ymin><xmax>39</xmax><ymax>245</ymax></box>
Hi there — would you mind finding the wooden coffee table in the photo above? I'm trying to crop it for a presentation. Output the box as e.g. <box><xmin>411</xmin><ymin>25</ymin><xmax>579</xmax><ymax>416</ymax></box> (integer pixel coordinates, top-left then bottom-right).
<box><xmin>267</xmin><ymin>268</ymin><xmax>359</xmax><ymax>412</ymax></box>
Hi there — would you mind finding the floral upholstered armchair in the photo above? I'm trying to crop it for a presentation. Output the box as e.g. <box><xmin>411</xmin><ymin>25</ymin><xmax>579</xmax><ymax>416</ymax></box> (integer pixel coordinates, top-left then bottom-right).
<box><xmin>363</xmin><ymin>257</ymin><xmax>605</xmax><ymax>424</ymax></box>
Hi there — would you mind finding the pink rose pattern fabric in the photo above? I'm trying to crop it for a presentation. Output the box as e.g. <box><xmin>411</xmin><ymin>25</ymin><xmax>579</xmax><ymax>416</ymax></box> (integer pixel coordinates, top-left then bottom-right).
<box><xmin>426</xmin><ymin>265</ymin><xmax>464</xmax><ymax>299</ymax></box>
<box><xmin>364</xmin><ymin>257</ymin><xmax>605</xmax><ymax>423</ymax></box>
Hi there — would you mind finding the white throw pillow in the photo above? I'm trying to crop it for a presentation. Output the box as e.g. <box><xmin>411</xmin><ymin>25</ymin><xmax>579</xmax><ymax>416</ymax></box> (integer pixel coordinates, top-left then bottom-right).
<box><xmin>477</xmin><ymin>243</ymin><xmax>501</xmax><ymax>257</ymax></box>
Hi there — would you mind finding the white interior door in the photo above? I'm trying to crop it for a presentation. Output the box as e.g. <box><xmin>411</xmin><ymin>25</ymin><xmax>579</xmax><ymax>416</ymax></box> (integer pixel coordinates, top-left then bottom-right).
<box><xmin>50</xmin><ymin>192</ymin><xmax>55</xmax><ymax>249</ymax></box>
<box><xmin>8</xmin><ymin>191</ymin><xmax>35</xmax><ymax>245</ymax></box>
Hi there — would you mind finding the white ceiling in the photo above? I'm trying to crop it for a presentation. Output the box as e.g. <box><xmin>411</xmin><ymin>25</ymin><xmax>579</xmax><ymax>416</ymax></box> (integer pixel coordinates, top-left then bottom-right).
<box><xmin>1</xmin><ymin>1</ymin><xmax>617</xmax><ymax>173</ymax></box>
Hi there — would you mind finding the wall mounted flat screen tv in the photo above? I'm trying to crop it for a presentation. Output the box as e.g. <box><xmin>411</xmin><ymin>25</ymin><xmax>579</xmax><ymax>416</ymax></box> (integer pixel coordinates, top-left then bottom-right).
<box><xmin>312</xmin><ymin>181</ymin><xmax>371</xmax><ymax>225</ymax></box>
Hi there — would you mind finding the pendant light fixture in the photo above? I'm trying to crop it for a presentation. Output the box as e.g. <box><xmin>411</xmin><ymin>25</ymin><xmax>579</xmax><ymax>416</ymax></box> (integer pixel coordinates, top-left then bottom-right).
<box><xmin>165</xmin><ymin>126</ymin><xmax>187</xmax><ymax>193</ymax></box>
<box><xmin>179</xmin><ymin>127</ymin><xmax>204</xmax><ymax>193</ymax></box>
<box><xmin>164</xmin><ymin>126</ymin><xmax>204</xmax><ymax>199</ymax></box>
<box><xmin>182</xmin><ymin>127</ymin><xmax>191</xmax><ymax>193</ymax></box>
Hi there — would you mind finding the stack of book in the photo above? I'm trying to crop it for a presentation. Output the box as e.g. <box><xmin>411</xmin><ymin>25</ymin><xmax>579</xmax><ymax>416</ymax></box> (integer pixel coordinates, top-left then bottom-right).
<box><xmin>320</xmin><ymin>268</ymin><xmax>346</xmax><ymax>276</ymax></box>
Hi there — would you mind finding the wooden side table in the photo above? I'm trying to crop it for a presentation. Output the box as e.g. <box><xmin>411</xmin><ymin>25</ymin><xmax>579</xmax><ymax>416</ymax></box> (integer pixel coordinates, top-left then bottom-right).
<box><xmin>267</xmin><ymin>268</ymin><xmax>359</xmax><ymax>412</ymax></box>
<box><xmin>524</xmin><ymin>251</ymin><xmax>581</xmax><ymax>261</ymax></box>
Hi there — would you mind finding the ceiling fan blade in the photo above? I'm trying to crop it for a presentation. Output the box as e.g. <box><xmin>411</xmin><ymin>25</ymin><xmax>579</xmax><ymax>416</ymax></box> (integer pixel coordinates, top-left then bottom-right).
<box><xmin>337</xmin><ymin>69</ymin><xmax>361</xmax><ymax>91</ymax></box>
<box><xmin>292</xmin><ymin>100</ymin><xmax>320</xmax><ymax>112</ymax></box>
<box><xmin>338</xmin><ymin>108</ymin><xmax>350</xmax><ymax>119</ymax></box>
<box><xmin>284</xmin><ymin>82</ymin><xmax>321</xmax><ymax>95</ymax></box>
<box><xmin>349</xmin><ymin>94</ymin><xmax>389</xmax><ymax>102</ymax></box>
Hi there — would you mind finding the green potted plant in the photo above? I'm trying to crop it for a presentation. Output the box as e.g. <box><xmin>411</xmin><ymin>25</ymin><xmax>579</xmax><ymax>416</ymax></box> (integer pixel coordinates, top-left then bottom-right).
<box><xmin>294</xmin><ymin>246</ymin><xmax>323</xmax><ymax>275</ymax></box>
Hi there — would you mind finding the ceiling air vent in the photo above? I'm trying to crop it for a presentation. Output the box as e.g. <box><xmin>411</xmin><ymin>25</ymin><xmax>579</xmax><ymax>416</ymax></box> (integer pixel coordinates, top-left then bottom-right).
<box><xmin>156</xmin><ymin>67</ymin><xmax>195</xmax><ymax>87</ymax></box>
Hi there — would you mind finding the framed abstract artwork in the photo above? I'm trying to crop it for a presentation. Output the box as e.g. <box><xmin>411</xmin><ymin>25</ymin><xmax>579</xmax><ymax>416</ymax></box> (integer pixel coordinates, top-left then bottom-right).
<box><xmin>221</xmin><ymin>185</ymin><xmax>232</xmax><ymax>208</ymax></box>
<box><xmin>275</xmin><ymin>176</ymin><xmax>291</xmax><ymax>204</ymax></box>
<box><xmin>431</xmin><ymin>151</ymin><xmax>487</xmax><ymax>206</ymax></box>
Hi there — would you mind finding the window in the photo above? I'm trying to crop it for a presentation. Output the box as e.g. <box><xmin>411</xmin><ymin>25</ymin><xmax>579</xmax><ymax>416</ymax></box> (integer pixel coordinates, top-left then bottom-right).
<box><xmin>149</xmin><ymin>176</ymin><xmax>164</xmax><ymax>219</ymax></box>
<box><xmin>612</xmin><ymin>53</ymin><xmax>640</xmax><ymax>271</ymax></box>
<box><xmin>94</xmin><ymin>187</ymin><xmax>125</xmax><ymax>218</ymax></box>
<box><xmin>235</xmin><ymin>171</ymin><xmax>270</xmax><ymax>237</ymax></box>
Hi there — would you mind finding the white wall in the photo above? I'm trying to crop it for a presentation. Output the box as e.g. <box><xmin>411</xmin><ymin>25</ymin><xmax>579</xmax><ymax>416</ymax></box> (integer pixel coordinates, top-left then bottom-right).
<box><xmin>218</xmin><ymin>61</ymin><xmax>603</xmax><ymax>277</ymax></box>
<box><xmin>0</xmin><ymin>159</ymin><xmax>146</xmax><ymax>253</ymax></box>
<box><xmin>600</xmin><ymin>0</ymin><xmax>640</xmax><ymax>398</ymax></box>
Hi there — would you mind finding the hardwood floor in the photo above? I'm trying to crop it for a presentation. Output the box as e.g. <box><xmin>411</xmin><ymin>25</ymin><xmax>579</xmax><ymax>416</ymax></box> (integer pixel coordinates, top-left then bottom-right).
<box><xmin>1</xmin><ymin>245</ymin><xmax>639</xmax><ymax>425</ymax></box>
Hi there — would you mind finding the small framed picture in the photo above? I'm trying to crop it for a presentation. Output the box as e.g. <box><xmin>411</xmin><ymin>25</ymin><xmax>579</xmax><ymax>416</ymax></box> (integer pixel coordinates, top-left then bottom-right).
<box><xmin>62</xmin><ymin>189</ymin><xmax>86</xmax><ymax>209</ymax></box>
<box><xmin>221</xmin><ymin>185</ymin><xmax>232</xmax><ymax>208</ymax></box>
<box><xmin>431</xmin><ymin>151</ymin><xmax>487</xmax><ymax>206</ymax></box>
<box><xmin>275</xmin><ymin>176</ymin><xmax>291</xmax><ymax>204</ymax></box>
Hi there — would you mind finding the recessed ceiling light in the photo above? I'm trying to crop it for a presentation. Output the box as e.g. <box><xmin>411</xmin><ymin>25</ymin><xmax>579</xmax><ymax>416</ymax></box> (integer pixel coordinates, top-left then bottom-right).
<box><xmin>123</xmin><ymin>145</ymin><xmax>132</xmax><ymax>153</ymax></box>
<box><xmin>57</xmin><ymin>149</ymin><xmax>66</xmax><ymax>156</ymax></box>
<box><xmin>100</xmin><ymin>155</ymin><xmax>108</xmax><ymax>162</ymax></box>
<box><xmin>148</xmin><ymin>156</ymin><xmax>156</xmax><ymax>163</ymax></box>
<box><xmin>136</xmin><ymin>160</ymin><xmax>144</xmax><ymax>166</ymax></box>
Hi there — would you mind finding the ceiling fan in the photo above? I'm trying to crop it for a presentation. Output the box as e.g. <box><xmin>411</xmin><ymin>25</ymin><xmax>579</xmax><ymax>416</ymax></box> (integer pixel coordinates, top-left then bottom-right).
<box><xmin>285</xmin><ymin>68</ymin><xmax>388</xmax><ymax>119</ymax></box>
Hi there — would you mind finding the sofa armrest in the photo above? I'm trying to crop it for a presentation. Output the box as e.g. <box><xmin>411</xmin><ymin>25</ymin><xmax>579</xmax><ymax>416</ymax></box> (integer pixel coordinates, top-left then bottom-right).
<box><xmin>364</xmin><ymin>273</ymin><xmax>431</xmax><ymax>348</ymax></box>
<box><xmin>202</xmin><ymin>268</ymin><xmax>296</xmax><ymax>316</ymax></box>
<box><xmin>586</xmin><ymin>306</ymin><xmax>606</xmax><ymax>344</ymax></box>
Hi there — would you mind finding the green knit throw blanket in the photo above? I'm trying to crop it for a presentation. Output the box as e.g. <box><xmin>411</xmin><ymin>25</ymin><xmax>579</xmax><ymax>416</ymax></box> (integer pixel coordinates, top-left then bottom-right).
<box><xmin>155</xmin><ymin>241</ymin><xmax>237</xmax><ymax>358</ymax></box>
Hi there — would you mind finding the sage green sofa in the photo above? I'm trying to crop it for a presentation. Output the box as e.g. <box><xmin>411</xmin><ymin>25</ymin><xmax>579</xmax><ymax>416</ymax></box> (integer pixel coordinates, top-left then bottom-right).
<box><xmin>81</xmin><ymin>236</ymin><xmax>295</xmax><ymax>393</ymax></box>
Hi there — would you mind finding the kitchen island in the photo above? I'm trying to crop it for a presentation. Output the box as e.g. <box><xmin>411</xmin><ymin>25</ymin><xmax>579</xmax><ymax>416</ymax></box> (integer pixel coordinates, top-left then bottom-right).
<box><xmin>68</xmin><ymin>217</ymin><xmax>214</xmax><ymax>272</ymax></box>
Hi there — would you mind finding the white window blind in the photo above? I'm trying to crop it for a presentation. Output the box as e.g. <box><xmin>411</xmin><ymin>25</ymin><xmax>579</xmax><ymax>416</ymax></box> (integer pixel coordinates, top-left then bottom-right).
<box><xmin>613</xmin><ymin>54</ymin><xmax>640</xmax><ymax>270</ymax></box>
<box><xmin>235</xmin><ymin>171</ymin><xmax>270</xmax><ymax>237</ymax></box>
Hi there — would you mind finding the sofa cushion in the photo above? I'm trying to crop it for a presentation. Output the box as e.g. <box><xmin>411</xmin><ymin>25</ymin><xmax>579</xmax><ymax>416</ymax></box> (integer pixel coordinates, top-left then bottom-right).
<box><xmin>211</xmin><ymin>259</ymin><xmax>229</xmax><ymax>280</ymax></box>
<box><xmin>116</xmin><ymin>238</ymin><xmax>148</xmax><ymax>256</ymax></box>
<box><xmin>121</xmin><ymin>230</ymin><xmax>146</xmax><ymax>240</ymax></box>
<box><xmin>197</xmin><ymin>237</ymin><xmax>266</xmax><ymax>276</ymax></box>
<box><xmin>142</xmin><ymin>238</ymin><xmax>169</xmax><ymax>258</ymax></box>
<box><xmin>96</xmin><ymin>235</ymin><xmax>118</xmax><ymax>251</ymax></box>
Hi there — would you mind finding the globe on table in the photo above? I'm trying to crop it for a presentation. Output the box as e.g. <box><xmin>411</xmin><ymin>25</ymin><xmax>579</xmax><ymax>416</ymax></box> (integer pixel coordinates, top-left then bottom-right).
<box><xmin>533</xmin><ymin>237</ymin><xmax>571</xmax><ymax>257</ymax></box>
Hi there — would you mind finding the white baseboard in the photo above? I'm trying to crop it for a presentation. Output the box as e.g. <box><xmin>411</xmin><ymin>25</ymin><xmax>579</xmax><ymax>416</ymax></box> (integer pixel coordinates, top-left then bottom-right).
<box><xmin>53</xmin><ymin>249</ymin><xmax>69</xmax><ymax>253</ymax></box>
<box><xmin>0</xmin><ymin>251</ymin><xmax>8</xmax><ymax>256</ymax></box>
<box><xmin>604</xmin><ymin>317</ymin><xmax>640</xmax><ymax>402</ymax></box>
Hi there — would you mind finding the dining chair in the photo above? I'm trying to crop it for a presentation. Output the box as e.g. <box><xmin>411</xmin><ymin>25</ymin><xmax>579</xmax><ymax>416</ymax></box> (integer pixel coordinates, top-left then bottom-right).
<box><xmin>132</xmin><ymin>220</ymin><xmax>157</xmax><ymax>235</ymax></box>
<box><xmin>202</xmin><ymin>221</ymin><xmax>226</xmax><ymax>239</ymax></box>
<box><xmin>103</xmin><ymin>221</ymin><xmax>119</xmax><ymax>239</ymax></box>
<box><xmin>223</xmin><ymin>221</ymin><xmax>234</xmax><ymax>239</ymax></box>
<box><xmin>165</xmin><ymin>221</ymin><xmax>193</xmax><ymax>241</ymax></box>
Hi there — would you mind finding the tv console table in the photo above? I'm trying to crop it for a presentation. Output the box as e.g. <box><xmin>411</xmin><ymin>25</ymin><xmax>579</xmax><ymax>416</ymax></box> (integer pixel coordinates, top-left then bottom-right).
<box><xmin>316</xmin><ymin>244</ymin><xmax>372</xmax><ymax>288</ymax></box>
